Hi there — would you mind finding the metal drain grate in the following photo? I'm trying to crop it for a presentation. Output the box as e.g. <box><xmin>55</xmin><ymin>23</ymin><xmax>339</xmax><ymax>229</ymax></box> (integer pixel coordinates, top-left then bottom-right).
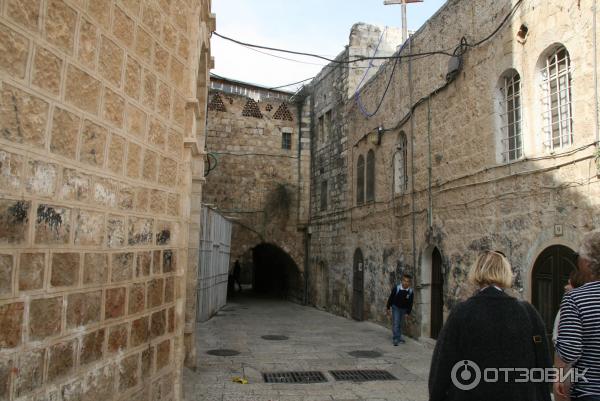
<box><xmin>263</xmin><ymin>371</ymin><xmax>327</xmax><ymax>384</ymax></box>
<box><xmin>206</xmin><ymin>349</ymin><xmax>240</xmax><ymax>356</ymax></box>
<box><xmin>261</xmin><ymin>335</ymin><xmax>289</xmax><ymax>341</ymax></box>
<box><xmin>329</xmin><ymin>370</ymin><xmax>397</xmax><ymax>382</ymax></box>
<box><xmin>348</xmin><ymin>350</ymin><xmax>382</xmax><ymax>358</ymax></box>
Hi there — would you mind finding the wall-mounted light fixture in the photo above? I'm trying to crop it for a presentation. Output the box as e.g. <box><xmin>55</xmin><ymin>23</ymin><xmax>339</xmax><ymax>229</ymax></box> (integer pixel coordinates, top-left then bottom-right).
<box><xmin>367</xmin><ymin>126</ymin><xmax>384</xmax><ymax>145</ymax></box>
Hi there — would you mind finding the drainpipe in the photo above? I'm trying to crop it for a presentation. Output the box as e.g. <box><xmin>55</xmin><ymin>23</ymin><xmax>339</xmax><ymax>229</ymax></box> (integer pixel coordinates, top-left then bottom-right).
<box><xmin>427</xmin><ymin>97</ymin><xmax>433</xmax><ymax>229</ymax></box>
<box><xmin>409</xmin><ymin>37</ymin><xmax>417</xmax><ymax>274</ymax></box>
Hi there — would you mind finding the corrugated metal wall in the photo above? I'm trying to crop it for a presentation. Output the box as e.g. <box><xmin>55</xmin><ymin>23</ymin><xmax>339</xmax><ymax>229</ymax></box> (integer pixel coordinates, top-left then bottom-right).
<box><xmin>197</xmin><ymin>207</ymin><xmax>232</xmax><ymax>322</ymax></box>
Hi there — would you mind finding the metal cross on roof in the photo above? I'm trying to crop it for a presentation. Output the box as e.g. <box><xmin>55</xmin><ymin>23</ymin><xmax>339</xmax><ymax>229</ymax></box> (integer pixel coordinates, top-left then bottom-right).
<box><xmin>383</xmin><ymin>0</ymin><xmax>424</xmax><ymax>43</ymax></box>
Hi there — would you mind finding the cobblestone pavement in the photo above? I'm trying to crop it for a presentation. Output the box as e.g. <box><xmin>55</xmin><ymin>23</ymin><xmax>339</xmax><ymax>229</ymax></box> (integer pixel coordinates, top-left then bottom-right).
<box><xmin>184</xmin><ymin>294</ymin><xmax>432</xmax><ymax>401</ymax></box>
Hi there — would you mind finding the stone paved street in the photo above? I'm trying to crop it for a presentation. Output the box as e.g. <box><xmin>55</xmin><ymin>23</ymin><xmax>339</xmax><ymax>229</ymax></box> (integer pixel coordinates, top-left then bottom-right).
<box><xmin>184</xmin><ymin>295</ymin><xmax>432</xmax><ymax>401</ymax></box>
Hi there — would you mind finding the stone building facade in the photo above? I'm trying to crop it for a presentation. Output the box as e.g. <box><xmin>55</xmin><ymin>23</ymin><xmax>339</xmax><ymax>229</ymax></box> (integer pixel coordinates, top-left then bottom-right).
<box><xmin>306</xmin><ymin>0</ymin><xmax>600</xmax><ymax>340</ymax></box>
<box><xmin>0</xmin><ymin>1</ymin><xmax>214</xmax><ymax>400</ymax></box>
<box><xmin>203</xmin><ymin>76</ymin><xmax>311</xmax><ymax>301</ymax></box>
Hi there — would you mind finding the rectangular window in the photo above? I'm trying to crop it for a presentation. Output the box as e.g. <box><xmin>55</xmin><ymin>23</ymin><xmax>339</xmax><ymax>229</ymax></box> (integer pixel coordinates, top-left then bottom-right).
<box><xmin>282</xmin><ymin>132</ymin><xmax>292</xmax><ymax>150</ymax></box>
<box><xmin>500</xmin><ymin>72</ymin><xmax>523</xmax><ymax>162</ymax></box>
<box><xmin>318</xmin><ymin>116</ymin><xmax>324</xmax><ymax>143</ymax></box>
<box><xmin>324</xmin><ymin>111</ymin><xmax>332</xmax><ymax>141</ymax></box>
<box><xmin>320</xmin><ymin>180</ymin><xmax>328</xmax><ymax>211</ymax></box>
<box><xmin>541</xmin><ymin>47</ymin><xmax>573</xmax><ymax>150</ymax></box>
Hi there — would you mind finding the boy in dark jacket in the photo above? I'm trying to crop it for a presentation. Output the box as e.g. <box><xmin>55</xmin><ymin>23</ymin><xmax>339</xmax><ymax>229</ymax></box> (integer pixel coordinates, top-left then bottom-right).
<box><xmin>386</xmin><ymin>273</ymin><xmax>414</xmax><ymax>345</ymax></box>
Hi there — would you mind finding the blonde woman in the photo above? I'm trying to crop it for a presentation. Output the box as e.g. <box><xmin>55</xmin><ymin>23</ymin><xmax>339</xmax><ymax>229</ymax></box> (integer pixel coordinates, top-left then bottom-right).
<box><xmin>428</xmin><ymin>251</ymin><xmax>551</xmax><ymax>401</ymax></box>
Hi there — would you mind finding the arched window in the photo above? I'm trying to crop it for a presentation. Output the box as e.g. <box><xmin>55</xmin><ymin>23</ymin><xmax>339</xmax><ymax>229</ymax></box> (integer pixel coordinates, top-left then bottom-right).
<box><xmin>394</xmin><ymin>132</ymin><xmax>408</xmax><ymax>193</ymax></box>
<box><xmin>366</xmin><ymin>150</ymin><xmax>375</xmax><ymax>202</ymax></box>
<box><xmin>499</xmin><ymin>70</ymin><xmax>522</xmax><ymax>162</ymax></box>
<box><xmin>356</xmin><ymin>155</ymin><xmax>365</xmax><ymax>205</ymax></box>
<box><xmin>541</xmin><ymin>46</ymin><xmax>573</xmax><ymax>150</ymax></box>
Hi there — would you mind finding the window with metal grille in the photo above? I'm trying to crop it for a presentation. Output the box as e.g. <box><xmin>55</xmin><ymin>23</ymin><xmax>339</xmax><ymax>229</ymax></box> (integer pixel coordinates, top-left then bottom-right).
<box><xmin>366</xmin><ymin>150</ymin><xmax>375</xmax><ymax>202</ymax></box>
<box><xmin>356</xmin><ymin>155</ymin><xmax>365</xmax><ymax>205</ymax></box>
<box><xmin>320</xmin><ymin>180</ymin><xmax>328</xmax><ymax>211</ymax></box>
<box><xmin>394</xmin><ymin>132</ymin><xmax>408</xmax><ymax>193</ymax></box>
<box><xmin>282</xmin><ymin>132</ymin><xmax>292</xmax><ymax>150</ymax></box>
<box><xmin>541</xmin><ymin>46</ymin><xmax>573</xmax><ymax>150</ymax></box>
<box><xmin>499</xmin><ymin>70</ymin><xmax>523</xmax><ymax>162</ymax></box>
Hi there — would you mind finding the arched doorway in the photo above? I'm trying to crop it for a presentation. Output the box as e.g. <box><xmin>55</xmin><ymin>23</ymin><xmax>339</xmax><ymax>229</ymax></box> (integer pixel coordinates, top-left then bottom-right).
<box><xmin>352</xmin><ymin>248</ymin><xmax>364</xmax><ymax>321</ymax></box>
<box><xmin>430</xmin><ymin>248</ymin><xmax>444</xmax><ymax>339</ymax></box>
<box><xmin>252</xmin><ymin>243</ymin><xmax>301</xmax><ymax>301</ymax></box>
<box><xmin>532</xmin><ymin>245</ymin><xmax>577</xmax><ymax>343</ymax></box>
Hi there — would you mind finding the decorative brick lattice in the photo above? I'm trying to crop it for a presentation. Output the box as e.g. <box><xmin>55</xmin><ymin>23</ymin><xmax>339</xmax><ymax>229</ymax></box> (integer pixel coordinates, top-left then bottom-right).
<box><xmin>273</xmin><ymin>103</ymin><xmax>293</xmax><ymax>121</ymax></box>
<box><xmin>208</xmin><ymin>93</ymin><xmax>227</xmax><ymax>112</ymax></box>
<box><xmin>241</xmin><ymin>98</ymin><xmax>263</xmax><ymax>118</ymax></box>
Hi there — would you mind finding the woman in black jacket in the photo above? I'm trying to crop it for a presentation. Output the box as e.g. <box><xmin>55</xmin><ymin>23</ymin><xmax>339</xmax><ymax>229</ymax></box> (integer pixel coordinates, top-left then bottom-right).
<box><xmin>428</xmin><ymin>250</ymin><xmax>551</xmax><ymax>401</ymax></box>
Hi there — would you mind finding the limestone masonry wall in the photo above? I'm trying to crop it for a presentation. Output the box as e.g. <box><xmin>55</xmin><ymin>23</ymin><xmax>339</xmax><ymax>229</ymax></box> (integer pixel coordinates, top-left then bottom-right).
<box><xmin>0</xmin><ymin>0</ymin><xmax>213</xmax><ymax>400</ymax></box>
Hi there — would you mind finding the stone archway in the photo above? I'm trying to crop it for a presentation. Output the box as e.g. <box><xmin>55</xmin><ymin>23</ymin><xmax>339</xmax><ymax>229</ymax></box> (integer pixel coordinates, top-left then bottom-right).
<box><xmin>252</xmin><ymin>243</ymin><xmax>302</xmax><ymax>301</ymax></box>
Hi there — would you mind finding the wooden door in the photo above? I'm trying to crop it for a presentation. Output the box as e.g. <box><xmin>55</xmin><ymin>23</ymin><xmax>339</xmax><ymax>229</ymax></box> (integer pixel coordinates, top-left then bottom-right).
<box><xmin>352</xmin><ymin>249</ymin><xmax>364</xmax><ymax>321</ymax></box>
<box><xmin>431</xmin><ymin>248</ymin><xmax>444</xmax><ymax>339</ymax></box>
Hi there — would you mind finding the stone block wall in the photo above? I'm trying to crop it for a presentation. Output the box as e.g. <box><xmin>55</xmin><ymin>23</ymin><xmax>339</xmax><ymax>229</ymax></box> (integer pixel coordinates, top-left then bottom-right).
<box><xmin>0</xmin><ymin>0</ymin><xmax>213</xmax><ymax>400</ymax></box>
<box><xmin>308</xmin><ymin>0</ymin><xmax>600</xmax><ymax>337</ymax></box>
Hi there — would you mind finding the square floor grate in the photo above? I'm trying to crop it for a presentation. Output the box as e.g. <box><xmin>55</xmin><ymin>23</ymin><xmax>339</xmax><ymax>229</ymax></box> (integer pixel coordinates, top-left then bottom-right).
<box><xmin>329</xmin><ymin>370</ymin><xmax>397</xmax><ymax>382</ymax></box>
<box><xmin>263</xmin><ymin>371</ymin><xmax>327</xmax><ymax>384</ymax></box>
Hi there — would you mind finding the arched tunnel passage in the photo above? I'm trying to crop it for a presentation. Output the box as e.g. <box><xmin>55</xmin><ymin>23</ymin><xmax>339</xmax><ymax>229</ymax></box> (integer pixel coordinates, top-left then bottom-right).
<box><xmin>252</xmin><ymin>243</ymin><xmax>302</xmax><ymax>301</ymax></box>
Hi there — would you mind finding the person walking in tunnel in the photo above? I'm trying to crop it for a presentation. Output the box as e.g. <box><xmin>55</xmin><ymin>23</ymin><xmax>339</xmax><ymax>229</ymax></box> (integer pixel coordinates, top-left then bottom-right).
<box><xmin>233</xmin><ymin>259</ymin><xmax>242</xmax><ymax>292</ymax></box>
<box><xmin>386</xmin><ymin>273</ymin><xmax>414</xmax><ymax>346</ymax></box>
<box><xmin>428</xmin><ymin>250</ymin><xmax>551</xmax><ymax>401</ymax></box>
<box><xmin>554</xmin><ymin>230</ymin><xmax>600</xmax><ymax>401</ymax></box>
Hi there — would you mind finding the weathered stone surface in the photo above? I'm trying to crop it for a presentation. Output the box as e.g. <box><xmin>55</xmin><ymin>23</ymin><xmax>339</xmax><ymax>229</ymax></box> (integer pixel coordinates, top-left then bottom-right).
<box><xmin>0</xmin><ymin>151</ymin><xmax>23</xmax><ymax>193</ymax></box>
<box><xmin>108</xmin><ymin>323</ymin><xmax>128</xmax><ymax>353</ymax></box>
<box><xmin>50</xmin><ymin>252</ymin><xmax>80</xmax><ymax>287</ymax></box>
<box><xmin>166</xmin><ymin>193</ymin><xmax>180</xmax><ymax>216</ymax></box>
<box><xmin>80</xmin><ymin>120</ymin><xmax>108</xmax><ymax>167</ymax></box>
<box><xmin>0</xmin><ymin>357</ymin><xmax>12</xmax><ymax>401</ymax></box>
<box><xmin>35</xmin><ymin>204</ymin><xmax>71</xmax><ymax>244</ymax></box>
<box><xmin>135</xmin><ymin>28</ymin><xmax>153</xmax><ymax>63</ymax></box>
<box><xmin>143</xmin><ymin>70</ymin><xmax>157</xmax><ymax>109</ymax></box>
<box><xmin>128</xmin><ymin>217</ymin><xmax>153</xmax><ymax>245</ymax></box>
<box><xmin>141</xmin><ymin>347</ymin><xmax>153</xmax><ymax>377</ymax></box>
<box><xmin>18</xmin><ymin>253</ymin><xmax>45</xmax><ymax>292</ymax></box>
<box><xmin>130</xmin><ymin>315</ymin><xmax>148</xmax><ymax>345</ymax></box>
<box><xmin>152</xmin><ymin>250</ymin><xmax>161</xmax><ymax>274</ymax></box>
<box><xmin>129</xmin><ymin>283</ymin><xmax>146</xmax><ymax>315</ymax></box>
<box><xmin>157</xmin><ymin>83</ymin><xmax>171</xmax><ymax>119</ymax></box>
<box><xmin>45</xmin><ymin>0</ymin><xmax>77</xmax><ymax>53</ymax></box>
<box><xmin>178</xmin><ymin>36</ymin><xmax>190</xmax><ymax>61</ymax></box>
<box><xmin>82</xmin><ymin>365</ymin><xmax>114</xmax><ymax>400</ymax></box>
<box><xmin>74</xmin><ymin>209</ymin><xmax>105</xmax><ymax>246</ymax></box>
<box><xmin>6</xmin><ymin>0</ymin><xmax>41</xmax><ymax>32</ymax></box>
<box><xmin>0</xmin><ymin>302</ymin><xmax>23</xmax><ymax>347</ymax></box>
<box><xmin>111</xmin><ymin>252</ymin><xmax>133</xmax><ymax>282</ymax></box>
<box><xmin>32</xmin><ymin>46</ymin><xmax>63</xmax><ymax>96</ymax></box>
<box><xmin>118</xmin><ymin>185</ymin><xmax>135</xmax><ymax>210</ymax></box>
<box><xmin>93</xmin><ymin>177</ymin><xmax>118</xmax><ymax>208</ymax></box>
<box><xmin>154</xmin><ymin>45</ymin><xmax>169</xmax><ymax>77</ymax></box>
<box><xmin>0</xmin><ymin>22</ymin><xmax>29</xmax><ymax>79</ymax></box>
<box><xmin>155</xmin><ymin>220</ymin><xmax>173</xmax><ymax>245</ymax></box>
<box><xmin>113</xmin><ymin>6</ymin><xmax>135</xmax><ymax>48</ymax></box>
<box><xmin>125</xmin><ymin>57</ymin><xmax>142</xmax><ymax>100</ymax></box>
<box><xmin>126</xmin><ymin>142</ymin><xmax>142</xmax><ymax>178</ymax></box>
<box><xmin>142</xmin><ymin>3</ymin><xmax>161</xmax><ymax>33</ymax></box>
<box><xmin>164</xmin><ymin>276</ymin><xmax>174</xmax><ymax>303</ymax></box>
<box><xmin>158</xmin><ymin>157</ymin><xmax>177</xmax><ymax>185</ymax></box>
<box><xmin>103</xmin><ymin>88</ymin><xmax>125</xmax><ymax>128</ymax></box>
<box><xmin>168</xmin><ymin>306</ymin><xmax>175</xmax><ymax>333</ymax></box>
<box><xmin>142</xmin><ymin>150</ymin><xmax>158</xmax><ymax>182</ymax></box>
<box><xmin>127</xmin><ymin>104</ymin><xmax>147</xmax><ymax>139</ymax></box>
<box><xmin>156</xmin><ymin>339</ymin><xmax>170</xmax><ymax>370</ymax></box>
<box><xmin>147</xmin><ymin>278</ymin><xmax>164</xmax><ymax>309</ymax></box>
<box><xmin>60</xmin><ymin>168</ymin><xmax>91</xmax><ymax>202</ymax></box>
<box><xmin>150</xmin><ymin>309</ymin><xmax>166</xmax><ymax>339</ymax></box>
<box><xmin>0</xmin><ymin>255</ymin><xmax>13</xmax><ymax>297</ymax></box>
<box><xmin>87</xmin><ymin>0</ymin><xmax>111</xmax><ymax>29</ymax></box>
<box><xmin>107</xmin><ymin>215</ymin><xmax>126</xmax><ymax>248</ymax></box>
<box><xmin>105</xmin><ymin>287</ymin><xmax>126</xmax><ymax>319</ymax></box>
<box><xmin>121</xmin><ymin>0</ymin><xmax>141</xmax><ymax>15</ymax></box>
<box><xmin>26</xmin><ymin>161</ymin><xmax>58</xmax><ymax>197</ymax></box>
<box><xmin>118</xmin><ymin>353</ymin><xmax>139</xmax><ymax>390</ymax></box>
<box><xmin>50</xmin><ymin>107</ymin><xmax>80</xmax><ymax>159</ymax></box>
<box><xmin>136</xmin><ymin>252</ymin><xmax>152</xmax><ymax>277</ymax></box>
<box><xmin>15</xmin><ymin>349</ymin><xmax>44</xmax><ymax>397</ymax></box>
<box><xmin>66</xmin><ymin>65</ymin><xmax>101</xmax><ymax>114</ymax></box>
<box><xmin>170</xmin><ymin>57</ymin><xmax>184</xmax><ymax>90</ymax></box>
<box><xmin>66</xmin><ymin>290</ymin><xmax>102</xmax><ymax>328</ymax></box>
<box><xmin>162</xmin><ymin>250</ymin><xmax>175</xmax><ymax>273</ymax></box>
<box><xmin>173</xmin><ymin>95</ymin><xmax>185</xmax><ymax>126</ymax></box>
<box><xmin>163</xmin><ymin>24</ymin><xmax>177</xmax><ymax>51</ymax></box>
<box><xmin>83</xmin><ymin>253</ymin><xmax>108</xmax><ymax>285</ymax></box>
<box><xmin>99</xmin><ymin>36</ymin><xmax>124</xmax><ymax>86</ymax></box>
<box><xmin>107</xmin><ymin>134</ymin><xmax>126</xmax><ymax>173</ymax></box>
<box><xmin>80</xmin><ymin>329</ymin><xmax>105</xmax><ymax>365</ymax></box>
<box><xmin>149</xmin><ymin>118</ymin><xmax>166</xmax><ymax>149</ymax></box>
<box><xmin>29</xmin><ymin>296</ymin><xmax>61</xmax><ymax>340</ymax></box>
<box><xmin>167</xmin><ymin>130</ymin><xmax>183</xmax><ymax>157</ymax></box>
<box><xmin>0</xmin><ymin>200</ymin><xmax>29</xmax><ymax>245</ymax></box>
<box><xmin>0</xmin><ymin>84</ymin><xmax>49</xmax><ymax>148</ymax></box>
<box><xmin>78</xmin><ymin>18</ymin><xmax>98</xmax><ymax>69</ymax></box>
<box><xmin>47</xmin><ymin>339</ymin><xmax>76</xmax><ymax>382</ymax></box>
<box><xmin>136</xmin><ymin>187</ymin><xmax>150</xmax><ymax>212</ymax></box>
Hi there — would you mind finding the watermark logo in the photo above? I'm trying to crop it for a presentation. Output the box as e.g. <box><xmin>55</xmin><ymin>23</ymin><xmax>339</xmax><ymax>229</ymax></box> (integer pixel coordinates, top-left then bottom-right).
<box><xmin>450</xmin><ymin>360</ymin><xmax>589</xmax><ymax>390</ymax></box>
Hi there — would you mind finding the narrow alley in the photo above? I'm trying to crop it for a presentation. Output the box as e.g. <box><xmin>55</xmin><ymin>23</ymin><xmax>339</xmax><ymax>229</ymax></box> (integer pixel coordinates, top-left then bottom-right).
<box><xmin>185</xmin><ymin>295</ymin><xmax>431</xmax><ymax>401</ymax></box>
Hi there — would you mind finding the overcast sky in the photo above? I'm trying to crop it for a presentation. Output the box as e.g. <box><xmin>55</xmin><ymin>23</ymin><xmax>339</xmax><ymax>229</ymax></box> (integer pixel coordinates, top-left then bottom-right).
<box><xmin>211</xmin><ymin>0</ymin><xmax>447</xmax><ymax>91</ymax></box>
